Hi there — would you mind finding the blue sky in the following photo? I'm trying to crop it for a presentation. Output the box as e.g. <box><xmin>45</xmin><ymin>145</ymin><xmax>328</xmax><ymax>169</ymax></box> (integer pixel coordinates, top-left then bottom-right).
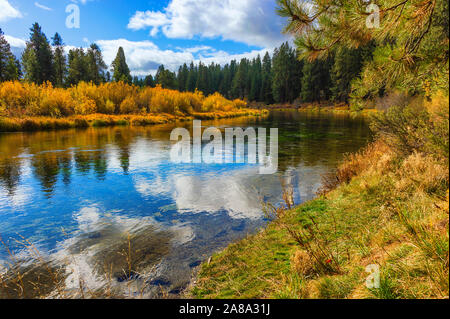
<box><xmin>0</xmin><ymin>0</ymin><xmax>289</xmax><ymax>76</ymax></box>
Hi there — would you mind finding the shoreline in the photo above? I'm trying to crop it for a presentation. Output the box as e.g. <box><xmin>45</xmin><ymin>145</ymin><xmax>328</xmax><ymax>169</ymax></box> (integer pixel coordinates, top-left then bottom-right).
<box><xmin>0</xmin><ymin>109</ymin><xmax>268</xmax><ymax>133</ymax></box>
<box><xmin>189</xmin><ymin>139</ymin><xmax>449</xmax><ymax>299</ymax></box>
<box><xmin>257</xmin><ymin>103</ymin><xmax>377</xmax><ymax>116</ymax></box>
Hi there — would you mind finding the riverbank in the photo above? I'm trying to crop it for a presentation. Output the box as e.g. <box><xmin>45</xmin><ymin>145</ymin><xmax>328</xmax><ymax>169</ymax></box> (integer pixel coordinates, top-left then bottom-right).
<box><xmin>250</xmin><ymin>101</ymin><xmax>377</xmax><ymax>116</ymax></box>
<box><xmin>191</xmin><ymin>136</ymin><xmax>449</xmax><ymax>299</ymax></box>
<box><xmin>0</xmin><ymin>109</ymin><xmax>268</xmax><ymax>132</ymax></box>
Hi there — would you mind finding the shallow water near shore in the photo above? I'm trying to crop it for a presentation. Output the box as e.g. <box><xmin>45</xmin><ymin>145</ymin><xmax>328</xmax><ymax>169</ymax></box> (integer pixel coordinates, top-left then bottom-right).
<box><xmin>0</xmin><ymin>110</ymin><xmax>371</xmax><ymax>298</ymax></box>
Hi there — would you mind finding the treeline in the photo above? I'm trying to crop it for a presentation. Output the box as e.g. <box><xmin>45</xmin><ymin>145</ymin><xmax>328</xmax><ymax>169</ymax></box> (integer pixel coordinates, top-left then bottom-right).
<box><xmin>166</xmin><ymin>42</ymin><xmax>374</xmax><ymax>104</ymax></box>
<box><xmin>0</xmin><ymin>24</ymin><xmax>133</xmax><ymax>88</ymax></box>
<box><xmin>1</xmin><ymin>23</ymin><xmax>374</xmax><ymax>105</ymax></box>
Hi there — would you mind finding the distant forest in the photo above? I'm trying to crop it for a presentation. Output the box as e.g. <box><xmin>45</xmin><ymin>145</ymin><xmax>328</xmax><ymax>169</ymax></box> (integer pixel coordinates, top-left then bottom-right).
<box><xmin>1</xmin><ymin>23</ymin><xmax>375</xmax><ymax>105</ymax></box>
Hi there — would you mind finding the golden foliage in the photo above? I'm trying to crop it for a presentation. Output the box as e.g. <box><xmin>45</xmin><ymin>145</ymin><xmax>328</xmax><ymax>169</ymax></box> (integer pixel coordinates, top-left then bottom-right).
<box><xmin>0</xmin><ymin>81</ymin><xmax>247</xmax><ymax>118</ymax></box>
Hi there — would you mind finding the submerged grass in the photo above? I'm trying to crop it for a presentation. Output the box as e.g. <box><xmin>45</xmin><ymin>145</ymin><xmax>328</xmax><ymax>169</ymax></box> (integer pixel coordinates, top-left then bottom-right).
<box><xmin>0</xmin><ymin>224</ymin><xmax>177</xmax><ymax>299</ymax></box>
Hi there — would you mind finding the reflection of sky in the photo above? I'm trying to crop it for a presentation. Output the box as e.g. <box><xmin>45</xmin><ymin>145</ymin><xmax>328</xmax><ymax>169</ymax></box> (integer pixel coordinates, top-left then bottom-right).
<box><xmin>0</xmin><ymin>137</ymin><xmax>324</xmax><ymax>255</ymax></box>
<box><xmin>0</xmin><ymin>114</ymin><xmax>371</xmax><ymax>262</ymax></box>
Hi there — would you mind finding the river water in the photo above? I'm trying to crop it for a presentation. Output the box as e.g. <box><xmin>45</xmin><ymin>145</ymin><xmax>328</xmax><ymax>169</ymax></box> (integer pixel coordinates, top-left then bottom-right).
<box><xmin>0</xmin><ymin>111</ymin><xmax>371</xmax><ymax>297</ymax></box>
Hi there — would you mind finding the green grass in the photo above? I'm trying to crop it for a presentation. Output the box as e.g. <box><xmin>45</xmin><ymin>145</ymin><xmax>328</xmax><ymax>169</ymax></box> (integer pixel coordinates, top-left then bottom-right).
<box><xmin>191</xmin><ymin>143</ymin><xmax>449</xmax><ymax>299</ymax></box>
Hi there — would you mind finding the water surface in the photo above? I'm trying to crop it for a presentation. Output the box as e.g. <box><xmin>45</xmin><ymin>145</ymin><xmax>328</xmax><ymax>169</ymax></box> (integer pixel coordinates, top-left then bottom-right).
<box><xmin>0</xmin><ymin>111</ymin><xmax>371</xmax><ymax>296</ymax></box>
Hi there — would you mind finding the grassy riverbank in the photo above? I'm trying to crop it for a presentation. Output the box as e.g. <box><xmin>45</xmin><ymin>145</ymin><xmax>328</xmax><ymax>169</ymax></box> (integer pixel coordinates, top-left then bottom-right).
<box><xmin>255</xmin><ymin>102</ymin><xmax>377</xmax><ymax>116</ymax></box>
<box><xmin>0</xmin><ymin>109</ymin><xmax>267</xmax><ymax>132</ymax></box>
<box><xmin>191</xmin><ymin>96</ymin><xmax>449</xmax><ymax>299</ymax></box>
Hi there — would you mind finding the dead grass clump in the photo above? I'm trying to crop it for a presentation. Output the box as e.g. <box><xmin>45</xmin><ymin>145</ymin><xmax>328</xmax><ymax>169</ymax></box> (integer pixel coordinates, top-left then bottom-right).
<box><xmin>291</xmin><ymin>249</ymin><xmax>314</xmax><ymax>276</ymax></box>
<box><xmin>319</xmin><ymin>140</ymin><xmax>392</xmax><ymax>194</ymax></box>
<box><xmin>396</xmin><ymin>153</ymin><xmax>449</xmax><ymax>194</ymax></box>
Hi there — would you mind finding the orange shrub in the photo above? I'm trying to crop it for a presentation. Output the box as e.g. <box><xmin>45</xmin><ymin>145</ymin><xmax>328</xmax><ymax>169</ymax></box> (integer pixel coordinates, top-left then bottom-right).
<box><xmin>203</xmin><ymin>93</ymin><xmax>235</xmax><ymax>112</ymax></box>
<box><xmin>120</xmin><ymin>96</ymin><xmax>139</xmax><ymax>114</ymax></box>
<box><xmin>37</xmin><ymin>83</ymin><xmax>75</xmax><ymax>117</ymax></box>
<box><xmin>0</xmin><ymin>81</ymin><xmax>27</xmax><ymax>109</ymax></box>
<box><xmin>233</xmin><ymin>99</ymin><xmax>247</xmax><ymax>109</ymax></box>
<box><xmin>0</xmin><ymin>80</ymin><xmax>249</xmax><ymax>118</ymax></box>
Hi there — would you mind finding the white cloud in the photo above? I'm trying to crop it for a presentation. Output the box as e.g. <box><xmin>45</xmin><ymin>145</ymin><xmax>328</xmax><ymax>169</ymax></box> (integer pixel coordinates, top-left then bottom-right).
<box><xmin>3</xmin><ymin>35</ymin><xmax>273</xmax><ymax>78</ymax></box>
<box><xmin>128</xmin><ymin>0</ymin><xmax>287</xmax><ymax>48</ymax></box>
<box><xmin>95</xmin><ymin>38</ymin><xmax>273</xmax><ymax>76</ymax></box>
<box><xmin>0</xmin><ymin>0</ymin><xmax>22</xmax><ymax>22</ymax></box>
<box><xmin>34</xmin><ymin>2</ymin><xmax>52</xmax><ymax>11</ymax></box>
<box><xmin>4</xmin><ymin>34</ymin><xmax>26</xmax><ymax>48</ymax></box>
<box><xmin>3</xmin><ymin>34</ymin><xmax>26</xmax><ymax>57</ymax></box>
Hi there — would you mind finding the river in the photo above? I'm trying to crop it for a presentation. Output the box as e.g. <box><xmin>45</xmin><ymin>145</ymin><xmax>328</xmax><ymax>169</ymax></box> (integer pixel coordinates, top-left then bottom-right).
<box><xmin>0</xmin><ymin>110</ymin><xmax>371</xmax><ymax>297</ymax></box>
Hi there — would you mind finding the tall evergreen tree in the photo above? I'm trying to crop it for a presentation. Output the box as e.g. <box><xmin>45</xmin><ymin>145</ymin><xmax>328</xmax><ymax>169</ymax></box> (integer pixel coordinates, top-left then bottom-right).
<box><xmin>261</xmin><ymin>52</ymin><xmax>273</xmax><ymax>104</ymax></box>
<box><xmin>232</xmin><ymin>58</ymin><xmax>249</xmax><ymax>99</ymax></box>
<box><xmin>330</xmin><ymin>45</ymin><xmax>374</xmax><ymax>103</ymax></box>
<box><xmin>51</xmin><ymin>33</ymin><xmax>66</xmax><ymax>87</ymax></box>
<box><xmin>111</xmin><ymin>47</ymin><xmax>131</xmax><ymax>84</ymax></box>
<box><xmin>155</xmin><ymin>65</ymin><xmax>177</xmax><ymax>89</ymax></box>
<box><xmin>0</xmin><ymin>29</ymin><xmax>20</xmax><ymax>81</ymax></box>
<box><xmin>22</xmin><ymin>23</ymin><xmax>54</xmax><ymax>84</ymax></box>
<box><xmin>196</xmin><ymin>62</ymin><xmax>209</xmax><ymax>94</ymax></box>
<box><xmin>177</xmin><ymin>63</ymin><xmax>189</xmax><ymax>92</ymax></box>
<box><xmin>86</xmin><ymin>43</ymin><xmax>107</xmax><ymax>85</ymax></box>
<box><xmin>272</xmin><ymin>42</ymin><xmax>302</xmax><ymax>103</ymax></box>
<box><xmin>186</xmin><ymin>62</ymin><xmax>197</xmax><ymax>92</ymax></box>
<box><xmin>249</xmin><ymin>55</ymin><xmax>262</xmax><ymax>102</ymax></box>
<box><xmin>66</xmin><ymin>48</ymin><xmax>88</xmax><ymax>86</ymax></box>
<box><xmin>144</xmin><ymin>74</ymin><xmax>154</xmax><ymax>87</ymax></box>
<box><xmin>300</xmin><ymin>56</ymin><xmax>333</xmax><ymax>103</ymax></box>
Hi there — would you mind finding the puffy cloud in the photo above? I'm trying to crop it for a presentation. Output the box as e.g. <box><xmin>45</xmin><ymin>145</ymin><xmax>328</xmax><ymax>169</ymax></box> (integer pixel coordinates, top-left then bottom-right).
<box><xmin>0</xmin><ymin>0</ymin><xmax>22</xmax><ymax>22</ymax></box>
<box><xmin>3</xmin><ymin>34</ymin><xmax>26</xmax><ymax>57</ymax></box>
<box><xmin>128</xmin><ymin>0</ymin><xmax>287</xmax><ymax>48</ymax></box>
<box><xmin>4</xmin><ymin>34</ymin><xmax>26</xmax><ymax>48</ymax></box>
<box><xmin>95</xmin><ymin>38</ymin><xmax>273</xmax><ymax>76</ymax></box>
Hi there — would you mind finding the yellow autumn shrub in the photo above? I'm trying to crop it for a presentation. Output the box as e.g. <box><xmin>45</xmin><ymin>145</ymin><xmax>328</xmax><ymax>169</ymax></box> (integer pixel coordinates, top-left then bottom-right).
<box><xmin>0</xmin><ymin>81</ymin><xmax>27</xmax><ymax>110</ymax></box>
<box><xmin>232</xmin><ymin>99</ymin><xmax>247</xmax><ymax>109</ymax></box>
<box><xmin>38</xmin><ymin>83</ymin><xmax>75</xmax><ymax>117</ymax></box>
<box><xmin>120</xmin><ymin>96</ymin><xmax>139</xmax><ymax>114</ymax></box>
<box><xmin>0</xmin><ymin>80</ymin><xmax>249</xmax><ymax>118</ymax></box>
<box><xmin>203</xmin><ymin>93</ymin><xmax>235</xmax><ymax>112</ymax></box>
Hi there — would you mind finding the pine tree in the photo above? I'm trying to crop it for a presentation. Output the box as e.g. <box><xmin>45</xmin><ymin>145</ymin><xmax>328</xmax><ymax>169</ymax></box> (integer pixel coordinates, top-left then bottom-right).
<box><xmin>232</xmin><ymin>58</ymin><xmax>249</xmax><ymax>99</ymax></box>
<box><xmin>277</xmin><ymin>0</ymin><xmax>449</xmax><ymax>100</ymax></box>
<box><xmin>51</xmin><ymin>33</ymin><xmax>66</xmax><ymax>87</ymax></box>
<box><xmin>0</xmin><ymin>28</ymin><xmax>20</xmax><ymax>81</ymax></box>
<box><xmin>261</xmin><ymin>52</ymin><xmax>273</xmax><ymax>104</ymax></box>
<box><xmin>300</xmin><ymin>56</ymin><xmax>332</xmax><ymax>103</ymax></box>
<box><xmin>155</xmin><ymin>65</ymin><xmax>177</xmax><ymax>89</ymax></box>
<box><xmin>111</xmin><ymin>47</ymin><xmax>131</xmax><ymax>84</ymax></box>
<box><xmin>249</xmin><ymin>55</ymin><xmax>262</xmax><ymax>101</ymax></box>
<box><xmin>330</xmin><ymin>45</ymin><xmax>375</xmax><ymax>103</ymax></box>
<box><xmin>22</xmin><ymin>23</ymin><xmax>54</xmax><ymax>84</ymax></box>
<box><xmin>177</xmin><ymin>63</ymin><xmax>189</xmax><ymax>92</ymax></box>
<box><xmin>272</xmin><ymin>42</ymin><xmax>302</xmax><ymax>103</ymax></box>
<box><xmin>67</xmin><ymin>48</ymin><xmax>88</xmax><ymax>86</ymax></box>
<box><xmin>86</xmin><ymin>43</ymin><xmax>107</xmax><ymax>85</ymax></box>
<box><xmin>186</xmin><ymin>62</ymin><xmax>197</xmax><ymax>92</ymax></box>
<box><xmin>144</xmin><ymin>74</ymin><xmax>154</xmax><ymax>87</ymax></box>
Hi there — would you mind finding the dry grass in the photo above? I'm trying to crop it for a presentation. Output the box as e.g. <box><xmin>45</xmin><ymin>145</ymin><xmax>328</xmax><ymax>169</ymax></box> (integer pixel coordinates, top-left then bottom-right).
<box><xmin>0</xmin><ymin>109</ymin><xmax>268</xmax><ymax>132</ymax></box>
